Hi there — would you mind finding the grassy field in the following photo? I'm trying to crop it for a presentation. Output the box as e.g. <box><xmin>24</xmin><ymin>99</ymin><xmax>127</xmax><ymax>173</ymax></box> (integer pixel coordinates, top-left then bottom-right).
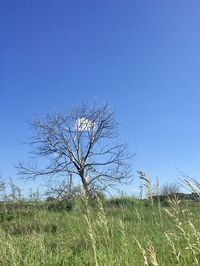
<box><xmin>0</xmin><ymin>195</ymin><xmax>200</xmax><ymax>266</ymax></box>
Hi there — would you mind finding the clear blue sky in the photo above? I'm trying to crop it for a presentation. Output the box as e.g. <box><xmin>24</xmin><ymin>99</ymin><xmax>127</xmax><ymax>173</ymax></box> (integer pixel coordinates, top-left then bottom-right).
<box><xmin>1</xmin><ymin>0</ymin><xmax>200</xmax><ymax>195</ymax></box>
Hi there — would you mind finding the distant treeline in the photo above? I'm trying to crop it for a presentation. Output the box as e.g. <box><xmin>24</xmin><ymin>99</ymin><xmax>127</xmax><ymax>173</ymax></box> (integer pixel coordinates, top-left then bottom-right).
<box><xmin>153</xmin><ymin>192</ymin><xmax>200</xmax><ymax>202</ymax></box>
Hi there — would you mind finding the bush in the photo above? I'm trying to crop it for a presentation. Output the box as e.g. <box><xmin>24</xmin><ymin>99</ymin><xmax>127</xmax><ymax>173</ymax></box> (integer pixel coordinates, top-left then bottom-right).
<box><xmin>45</xmin><ymin>199</ymin><xmax>74</xmax><ymax>212</ymax></box>
<box><xmin>105</xmin><ymin>196</ymin><xmax>137</xmax><ymax>207</ymax></box>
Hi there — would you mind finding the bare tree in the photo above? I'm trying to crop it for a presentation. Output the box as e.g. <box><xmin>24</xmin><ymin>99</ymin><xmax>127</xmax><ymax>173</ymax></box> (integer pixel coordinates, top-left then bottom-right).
<box><xmin>17</xmin><ymin>103</ymin><xmax>133</xmax><ymax>197</ymax></box>
<box><xmin>161</xmin><ymin>183</ymin><xmax>180</xmax><ymax>196</ymax></box>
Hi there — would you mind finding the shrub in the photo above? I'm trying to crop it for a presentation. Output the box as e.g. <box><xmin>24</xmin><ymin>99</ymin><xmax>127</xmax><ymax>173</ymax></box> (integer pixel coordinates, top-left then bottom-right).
<box><xmin>105</xmin><ymin>196</ymin><xmax>137</xmax><ymax>207</ymax></box>
<box><xmin>45</xmin><ymin>199</ymin><xmax>74</xmax><ymax>212</ymax></box>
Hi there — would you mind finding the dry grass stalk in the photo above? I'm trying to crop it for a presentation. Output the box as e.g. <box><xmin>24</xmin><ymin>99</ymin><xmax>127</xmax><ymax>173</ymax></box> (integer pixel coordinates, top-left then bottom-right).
<box><xmin>165</xmin><ymin>193</ymin><xmax>200</xmax><ymax>266</ymax></box>
<box><xmin>138</xmin><ymin>171</ymin><xmax>153</xmax><ymax>206</ymax></box>
<box><xmin>188</xmin><ymin>221</ymin><xmax>200</xmax><ymax>247</ymax></box>
<box><xmin>164</xmin><ymin>232</ymin><xmax>181</xmax><ymax>265</ymax></box>
<box><xmin>179</xmin><ymin>171</ymin><xmax>200</xmax><ymax>198</ymax></box>
<box><xmin>177</xmin><ymin>221</ymin><xmax>200</xmax><ymax>265</ymax></box>
<box><xmin>184</xmin><ymin>179</ymin><xmax>200</xmax><ymax>198</ymax></box>
<box><xmin>133</xmin><ymin>235</ymin><xmax>149</xmax><ymax>266</ymax></box>
<box><xmin>84</xmin><ymin>214</ymin><xmax>99</xmax><ymax>266</ymax></box>
<box><xmin>147</xmin><ymin>240</ymin><xmax>158</xmax><ymax>266</ymax></box>
<box><xmin>96</xmin><ymin>196</ymin><xmax>109</xmax><ymax>235</ymax></box>
<box><xmin>168</xmin><ymin>194</ymin><xmax>181</xmax><ymax>215</ymax></box>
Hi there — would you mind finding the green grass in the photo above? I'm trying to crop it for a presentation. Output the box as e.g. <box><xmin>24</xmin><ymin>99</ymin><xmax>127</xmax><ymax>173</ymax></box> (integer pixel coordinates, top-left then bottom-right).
<box><xmin>0</xmin><ymin>198</ymin><xmax>200</xmax><ymax>265</ymax></box>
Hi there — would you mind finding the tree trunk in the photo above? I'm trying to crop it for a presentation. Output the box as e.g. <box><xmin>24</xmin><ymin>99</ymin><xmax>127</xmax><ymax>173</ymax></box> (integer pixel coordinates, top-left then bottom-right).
<box><xmin>79</xmin><ymin>169</ymin><xmax>91</xmax><ymax>198</ymax></box>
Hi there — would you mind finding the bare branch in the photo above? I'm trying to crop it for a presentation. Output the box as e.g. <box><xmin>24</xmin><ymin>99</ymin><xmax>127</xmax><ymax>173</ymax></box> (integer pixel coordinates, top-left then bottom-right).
<box><xmin>17</xmin><ymin>103</ymin><xmax>133</xmax><ymax>197</ymax></box>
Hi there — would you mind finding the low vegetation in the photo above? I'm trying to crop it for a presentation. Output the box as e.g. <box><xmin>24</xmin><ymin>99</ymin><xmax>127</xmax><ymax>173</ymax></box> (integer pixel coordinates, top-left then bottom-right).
<box><xmin>0</xmin><ymin>176</ymin><xmax>200</xmax><ymax>265</ymax></box>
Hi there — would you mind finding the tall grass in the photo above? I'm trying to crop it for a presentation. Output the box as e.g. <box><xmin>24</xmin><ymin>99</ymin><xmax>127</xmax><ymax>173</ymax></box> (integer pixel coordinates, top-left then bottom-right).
<box><xmin>0</xmin><ymin>176</ymin><xmax>200</xmax><ymax>265</ymax></box>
